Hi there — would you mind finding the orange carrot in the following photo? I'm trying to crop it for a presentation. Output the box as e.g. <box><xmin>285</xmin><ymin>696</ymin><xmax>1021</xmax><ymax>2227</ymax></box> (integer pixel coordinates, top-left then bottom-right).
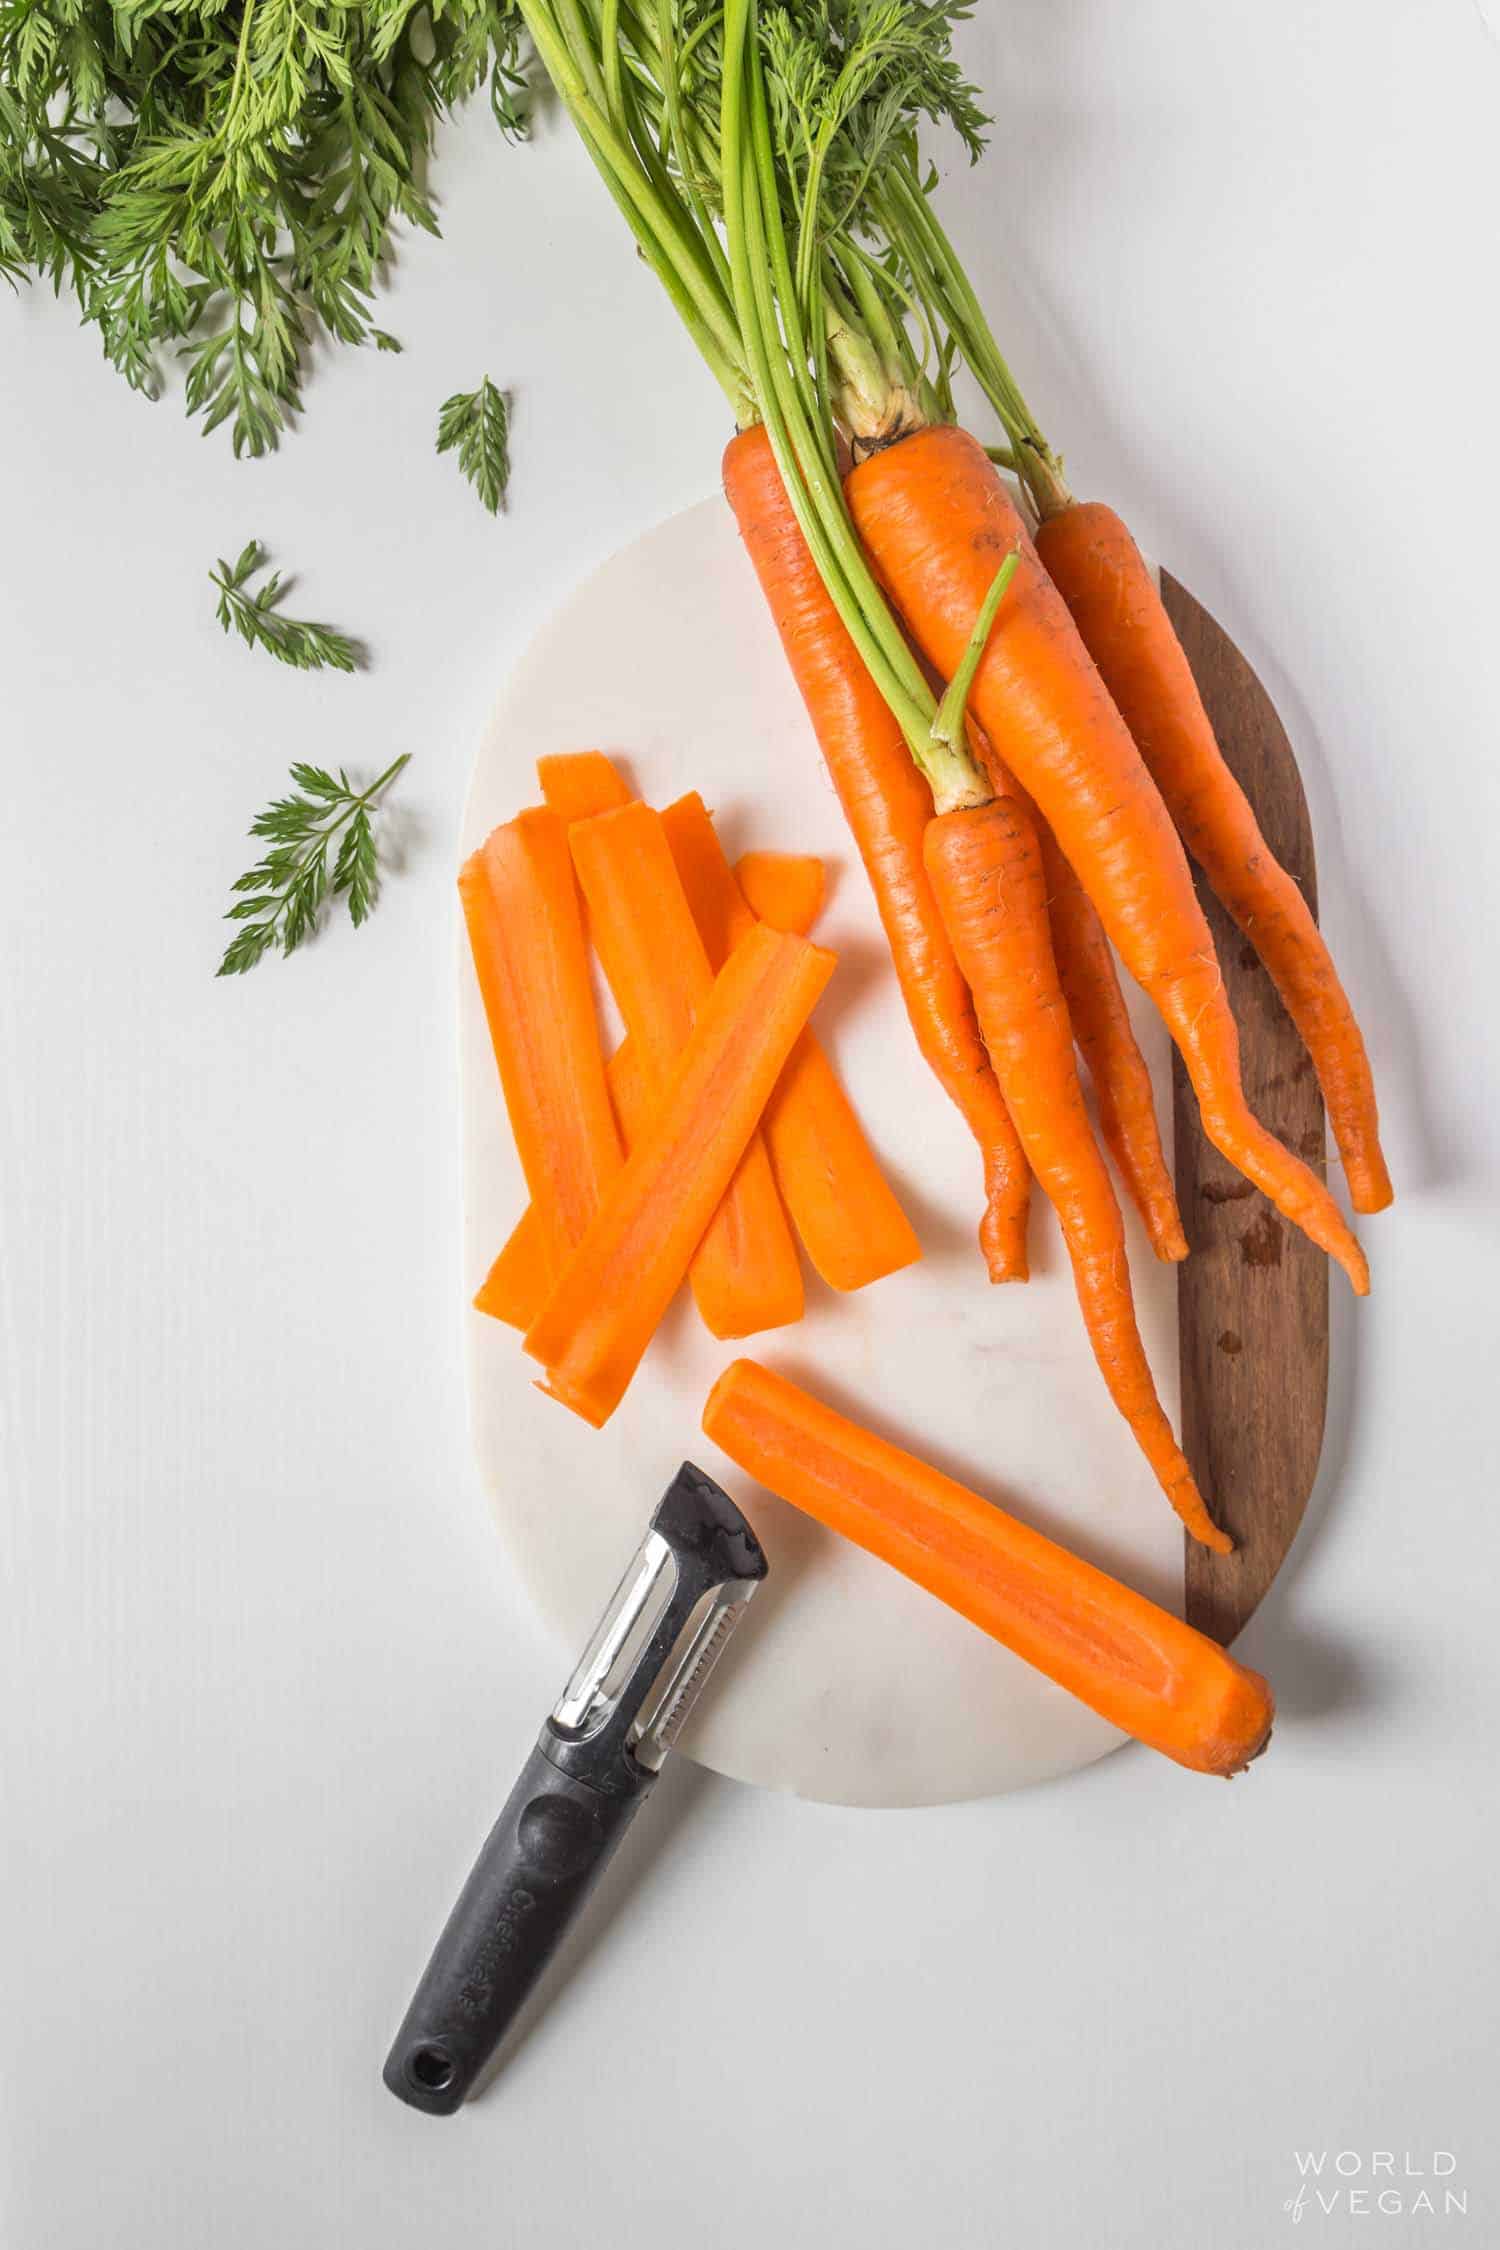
<box><xmin>475</xmin><ymin>1040</ymin><xmax>653</xmax><ymax>1329</ymax></box>
<box><xmin>1036</xmin><ymin>816</ymin><xmax>1186</xmax><ymax>1261</ymax></box>
<box><xmin>570</xmin><ymin>800</ymin><xmax>804</xmax><ymax>1339</ymax></box>
<box><xmin>924</xmin><ymin>796</ymin><xmax>1229</xmax><ymax>1551</ymax></box>
<box><xmin>734</xmin><ymin>849</ymin><xmax>825</xmax><ymax>937</ymax></box>
<box><xmin>660</xmin><ymin>791</ymin><xmax>919</xmax><ymax>1292</ymax></box>
<box><xmin>536</xmin><ymin>750</ymin><xmax>633</xmax><ymax>824</ymax></box>
<box><xmin>847</xmin><ymin>424</ymin><xmax>1367</xmax><ymax>1295</ymax></box>
<box><xmin>724</xmin><ymin>423</ymin><xmax>1031</xmax><ymax>1282</ymax></box>
<box><xmin>525</xmin><ymin>928</ymin><xmax>835</xmax><ymax>1425</ymax></box>
<box><xmin>459</xmin><ymin>809</ymin><xmax>620</xmax><ymax>1292</ymax></box>
<box><xmin>703</xmin><ymin>1360</ymin><xmax>1274</xmax><ymax>1777</ymax></box>
<box><xmin>1034</xmin><ymin>499</ymin><xmax>1391</xmax><ymax>1213</ymax></box>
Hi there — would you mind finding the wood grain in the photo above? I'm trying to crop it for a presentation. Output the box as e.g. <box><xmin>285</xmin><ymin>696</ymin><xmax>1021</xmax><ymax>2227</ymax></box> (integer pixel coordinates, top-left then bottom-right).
<box><xmin>1161</xmin><ymin>573</ymin><xmax>1330</xmax><ymax>1647</ymax></box>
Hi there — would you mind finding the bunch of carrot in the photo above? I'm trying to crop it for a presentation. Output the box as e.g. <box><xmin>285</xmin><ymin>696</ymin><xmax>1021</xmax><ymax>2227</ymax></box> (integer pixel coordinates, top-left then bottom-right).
<box><xmin>463</xmin><ymin>751</ymin><xmax>919</xmax><ymax>1424</ymax></box>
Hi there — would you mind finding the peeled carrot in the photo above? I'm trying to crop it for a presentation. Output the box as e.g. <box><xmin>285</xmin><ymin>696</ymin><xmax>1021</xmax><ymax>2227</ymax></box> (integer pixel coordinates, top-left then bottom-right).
<box><xmin>459</xmin><ymin>809</ymin><xmax>620</xmax><ymax>1293</ymax></box>
<box><xmin>847</xmin><ymin>425</ymin><xmax>1368</xmax><ymax>1295</ymax></box>
<box><xmin>571</xmin><ymin>800</ymin><xmax>805</xmax><ymax>1340</ymax></box>
<box><xmin>724</xmin><ymin>423</ymin><xmax>1031</xmax><ymax>1283</ymax></box>
<box><xmin>1034</xmin><ymin>499</ymin><xmax>1391</xmax><ymax>1214</ymax></box>
<box><xmin>734</xmin><ymin>849</ymin><xmax>825</xmax><ymax>937</ymax></box>
<box><xmin>525</xmin><ymin>927</ymin><xmax>835</xmax><ymax>1425</ymax></box>
<box><xmin>475</xmin><ymin>1040</ymin><xmax>653</xmax><ymax>1329</ymax></box>
<box><xmin>924</xmin><ymin>796</ymin><xmax>1229</xmax><ymax>1551</ymax></box>
<box><xmin>660</xmin><ymin>791</ymin><xmax>919</xmax><ymax>1293</ymax></box>
<box><xmin>703</xmin><ymin>1360</ymin><xmax>1274</xmax><ymax>1776</ymax></box>
<box><xmin>536</xmin><ymin>750</ymin><xmax>633</xmax><ymax>824</ymax></box>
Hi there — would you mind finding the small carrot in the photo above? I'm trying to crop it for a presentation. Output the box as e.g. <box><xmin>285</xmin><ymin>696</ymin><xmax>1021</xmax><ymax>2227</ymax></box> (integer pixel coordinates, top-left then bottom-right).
<box><xmin>571</xmin><ymin>800</ymin><xmax>805</xmax><ymax>1339</ymax></box>
<box><xmin>459</xmin><ymin>809</ymin><xmax>620</xmax><ymax>1292</ymax></box>
<box><xmin>734</xmin><ymin>849</ymin><xmax>826</xmax><ymax>937</ymax></box>
<box><xmin>924</xmin><ymin>795</ymin><xmax>1229</xmax><ymax>1551</ymax></box>
<box><xmin>475</xmin><ymin>1039</ymin><xmax>654</xmax><ymax>1330</ymax></box>
<box><xmin>1035</xmin><ymin>499</ymin><xmax>1391</xmax><ymax>1213</ymax></box>
<box><xmin>848</xmin><ymin>424</ymin><xmax>1367</xmax><ymax>1294</ymax></box>
<box><xmin>661</xmin><ymin>791</ymin><xmax>919</xmax><ymax>1293</ymax></box>
<box><xmin>724</xmin><ymin>423</ymin><xmax>1031</xmax><ymax>1282</ymax></box>
<box><xmin>536</xmin><ymin>750</ymin><xmax>634</xmax><ymax>824</ymax></box>
<box><xmin>525</xmin><ymin>927</ymin><xmax>835</xmax><ymax>1426</ymax></box>
<box><xmin>703</xmin><ymin>1360</ymin><xmax>1274</xmax><ymax>1776</ymax></box>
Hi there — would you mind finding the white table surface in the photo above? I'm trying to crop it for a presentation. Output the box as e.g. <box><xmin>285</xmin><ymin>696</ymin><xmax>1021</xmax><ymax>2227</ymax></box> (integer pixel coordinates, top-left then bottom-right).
<box><xmin>3</xmin><ymin>5</ymin><xmax>1498</xmax><ymax>2243</ymax></box>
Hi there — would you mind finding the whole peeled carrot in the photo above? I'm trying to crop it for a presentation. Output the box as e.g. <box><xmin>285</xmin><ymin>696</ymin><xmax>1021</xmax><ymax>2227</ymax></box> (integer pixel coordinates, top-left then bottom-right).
<box><xmin>924</xmin><ymin>796</ymin><xmax>1228</xmax><ymax>1552</ymax></box>
<box><xmin>703</xmin><ymin>1360</ymin><xmax>1274</xmax><ymax>1777</ymax></box>
<box><xmin>724</xmin><ymin>423</ymin><xmax>1031</xmax><ymax>1283</ymax></box>
<box><xmin>847</xmin><ymin>425</ymin><xmax>1368</xmax><ymax>1295</ymax></box>
<box><xmin>1035</xmin><ymin>499</ymin><xmax>1391</xmax><ymax>1214</ymax></box>
<box><xmin>525</xmin><ymin>927</ymin><xmax>835</xmax><ymax>1426</ymax></box>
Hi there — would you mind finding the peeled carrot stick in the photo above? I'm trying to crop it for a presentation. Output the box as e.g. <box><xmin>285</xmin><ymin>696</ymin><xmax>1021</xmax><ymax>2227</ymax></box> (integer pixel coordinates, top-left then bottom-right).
<box><xmin>459</xmin><ymin>809</ymin><xmax>621</xmax><ymax>1291</ymax></box>
<box><xmin>571</xmin><ymin>800</ymin><xmax>805</xmax><ymax>1340</ymax></box>
<box><xmin>475</xmin><ymin>1040</ymin><xmax>653</xmax><ymax>1329</ymax></box>
<box><xmin>847</xmin><ymin>425</ymin><xmax>1367</xmax><ymax>1295</ymax></box>
<box><xmin>1034</xmin><ymin>499</ymin><xmax>1391</xmax><ymax>1214</ymax></box>
<box><xmin>660</xmin><ymin>792</ymin><xmax>919</xmax><ymax>1293</ymax></box>
<box><xmin>734</xmin><ymin>850</ymin><xmax>825</xmax><ymax>937</ymax></box>
<box><xmin>703</xmin><ymin>1360</ymin><xmax>1274</xmax><ymax>1776</ymax></box>
<box><xmin>924</xmin><ymin>796</ymin><xmax>1229</xmax><ymax>1551</ymax></box>
<box><xmin>525</xmin><ymin>927</ymin><xmax>835</xmax><ymax>1425</ymax></box>
<box><xmin>536</xmin><ymin>750</ymin><xmax>633</xmax><ymax>824</ymax></box>
<box><xmin>724</xmin><ymin>424</ymin><xmax>1030</xmax><ymax>1282</ymax></box>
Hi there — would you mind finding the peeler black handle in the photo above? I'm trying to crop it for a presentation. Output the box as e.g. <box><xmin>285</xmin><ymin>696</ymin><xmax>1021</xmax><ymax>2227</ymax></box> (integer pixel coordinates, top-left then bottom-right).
<box><xmin>383</xmin><ymin>1742</ymin><xmax>649</xmax><ymax>2114</ymax></box>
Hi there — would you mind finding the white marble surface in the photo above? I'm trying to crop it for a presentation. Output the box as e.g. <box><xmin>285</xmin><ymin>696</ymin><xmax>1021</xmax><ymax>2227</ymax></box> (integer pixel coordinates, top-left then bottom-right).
<box><xmin>3</xmin><ymin>4</ymin><xmax>1498</xmax><ymax>2244</ymax></box>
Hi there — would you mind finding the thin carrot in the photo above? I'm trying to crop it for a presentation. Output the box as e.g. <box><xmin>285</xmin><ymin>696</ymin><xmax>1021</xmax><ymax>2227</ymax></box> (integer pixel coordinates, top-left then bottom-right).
<box><xmin>734</xmin><ymin>849</ymin><xmax>825</xmax><ymax>937</ymax></box>
<box><xmin>475</xmin><ymin>1039</ymin><xmax>654</xmax><ymax>1330</ymax></box>
<box><xmin>724</xmin><ymin>423</ymin><xmax>1031</xmax><ymax>1283</ymax></box>
<box><xmin>1034</xmin><ymin>500</ymin><xmax>1391</xmax><ymax>1214</ymax></box>
<box><xmin>924</xmin><ymin>796</ymin><xmax>1229</xmax><ymax>1551</ymax></box>
<box><xmin>571</xmin><ymin>800</ymin><xmax>805</xmax><ymax>1340</ymax></box>
<box><xmin>703</xmin><ymin>1360</ymin><xmax>1274</xmax><ymax>1777</ymax></box>
<box><xmin>848</xmin><ymin>424</ymin><xmax>1368</xmax><ymax>1294</ymax></box>
<box><xmin>536</xmin><ymin>750</ymin><xmax>634</xmax><ymax>823</ymax></box>
<box><xmin>525</xmin><ymin>928</ymin><xmax>835</xmax><ymax>1426</ymax></box>
<box><xmin>660</xmin><ymin>791</ymin><xmax>919</xmax><ymax>1293</ymax></box>
<box><xmin>459</xmin><ymin>809</ymin><xmax>620</xmax><ymax>1293</ymax></box>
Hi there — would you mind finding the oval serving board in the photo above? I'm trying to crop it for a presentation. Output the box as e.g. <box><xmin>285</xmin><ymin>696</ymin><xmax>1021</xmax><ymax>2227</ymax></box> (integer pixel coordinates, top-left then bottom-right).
<box><xmin>460</xmin><ymin>502</ymin><xmax>1327</xmax><ymax>1806</ymax></box>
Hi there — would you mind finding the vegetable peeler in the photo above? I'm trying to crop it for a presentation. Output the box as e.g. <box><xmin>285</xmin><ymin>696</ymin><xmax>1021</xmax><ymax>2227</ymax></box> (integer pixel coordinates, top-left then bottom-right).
<box><xmin>383</xmin><ymin>1463</ymin><xmax>767</xmax><ymax>2113</ymax></box>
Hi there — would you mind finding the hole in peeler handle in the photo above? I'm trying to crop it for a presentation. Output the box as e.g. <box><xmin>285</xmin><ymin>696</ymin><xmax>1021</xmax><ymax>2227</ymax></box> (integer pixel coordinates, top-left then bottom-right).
<box><xmin>407</xmin><ymin>2046</ymin><xmax>458</xmax><ymax>2094</ymax></box>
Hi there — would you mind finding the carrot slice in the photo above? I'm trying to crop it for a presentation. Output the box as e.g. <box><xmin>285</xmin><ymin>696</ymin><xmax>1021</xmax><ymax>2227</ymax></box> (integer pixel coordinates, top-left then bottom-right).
<box><xmin>475</xmin><ymin>1041</ymin><xmax>652</xmax><ymax>1329</ymax></box>
<box><xmin>525</xmin><ymin>928</ymin><xmax>835</xmax><ymax>1425</ymax></box>
<box><xmin>536</xmin><ymin>750</ymin><xmax>633</xmax><ymax>823</ymax></box>
<box><xmin>570</xmin><ymin>801</ymin><xmax>805</xmax><ymax>1340</ymax></box>
<box><xmin>459</xmin><ymin>809</ymin><xmax>620</xmax><ymax>1287</ymax></box>
<box><xmin>661</xmin><ymin>792</ymin><xmax>919</xmax><ymax>1293</ymax></box>
<box><xmin>703</xmin><ymin>1360</ymin><xmax>1274</xmax><ymax>1777</ymax></box>
<box><xmin>733</xmin><ymin>850</ymin><xmax>825</xmax><ymax>937</ymax></box>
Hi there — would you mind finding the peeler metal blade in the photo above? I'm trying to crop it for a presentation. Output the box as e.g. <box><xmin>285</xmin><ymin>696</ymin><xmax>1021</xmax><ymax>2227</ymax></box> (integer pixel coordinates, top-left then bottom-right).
<box><xmin>383</xmin><ymin>1462</ymin><xmax>767</xmax><ymax>2114</ymax></box>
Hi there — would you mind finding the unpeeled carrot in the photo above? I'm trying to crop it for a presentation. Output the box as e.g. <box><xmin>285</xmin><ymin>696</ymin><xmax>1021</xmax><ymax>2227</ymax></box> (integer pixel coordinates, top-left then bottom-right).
<box><xmin>571</xmin><ymin>800</ymin><xmax>805</xmax><ymax>1339</ymax></box>
<box><xmin>724</xmin><ymin>423</ymin><xmax>1031</xmax><ymax>1282</ymax></box>
<box><xmin>847</xmin><ymin>424</ymin><xmax>1367</xmax><ymax>1295</ymax></box>
<box><xmin>660</xmin><ymin>791</ymin><xmax>919</xmax><ymax>1293</ymax></box>
<box><xmin>537</xmin><ymin>749</ymin><xmax>634</xmax><ymax>824</ymax></box>
<box><xmin>703</xmin><ymin>1360</ymin><xmax>1274</xmax><ymax>1776</ymax></box>
<box><xmin>459</xmin><ymin>809</ymin><xmax>621</xmax><ymax>1295</ymax></box>
<box><xmin>924</xmin><ymin>796</ymin><xmax>1229</xmax><ymax>1551</ymax></box>
<box><xmin>525</xmin><ymin>927</ymin><xmax>835</xmax><ymax>1425</ymax></box>
<box><xmin>734</xmin><ymin>849</ymin><xmax>825</xmax><ymax>937</ymax></box>
<box><xmin>475</xmin><ymin>1039</ymin><xmax>653</xmax><ymax>1329</ymax></box>
<box><xmin>1034</xmin><ymin>499</ymin><xmax>1391</xmax><ymax>1214</ymax></box>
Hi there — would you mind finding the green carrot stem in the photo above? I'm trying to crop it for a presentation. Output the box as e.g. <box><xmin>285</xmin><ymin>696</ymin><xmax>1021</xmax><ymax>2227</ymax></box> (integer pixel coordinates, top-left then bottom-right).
<box><xmin>932</xmin><ymin>551</ymin><xmax>1021</xmax><ymax>752</ymax></box>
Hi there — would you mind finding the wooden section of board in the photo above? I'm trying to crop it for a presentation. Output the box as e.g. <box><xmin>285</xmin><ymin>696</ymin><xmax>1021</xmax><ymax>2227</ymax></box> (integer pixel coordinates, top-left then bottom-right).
<box><xmin>1161</xmin><ymin>573</ymin><xmax>1330</xmax><ymax>1647</ymax></box>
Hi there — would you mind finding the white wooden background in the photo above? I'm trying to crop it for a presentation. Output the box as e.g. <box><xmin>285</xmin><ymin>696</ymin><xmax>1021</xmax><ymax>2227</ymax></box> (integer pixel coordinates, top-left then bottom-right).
<box><xmin>3</xmin><ymin>5</ymin><xmax>1498</xmax><ymax>2243</ymax></box>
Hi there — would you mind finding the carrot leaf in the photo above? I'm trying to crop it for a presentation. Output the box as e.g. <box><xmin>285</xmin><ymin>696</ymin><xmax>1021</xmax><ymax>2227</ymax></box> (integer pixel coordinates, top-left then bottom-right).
<box><xmin>217</xmin><ymin>754</ymin><xmax>409</xmax><ymax>976</ymax></box>
<box><xmin>209</xmin><ymin>541</ymin><xmax>363</xmax><ymax>674</ymax></box>
<box><xmin>436</xmin><ymin>377</ymin><xmax>512</xmax><ymax>516</ymax></box>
